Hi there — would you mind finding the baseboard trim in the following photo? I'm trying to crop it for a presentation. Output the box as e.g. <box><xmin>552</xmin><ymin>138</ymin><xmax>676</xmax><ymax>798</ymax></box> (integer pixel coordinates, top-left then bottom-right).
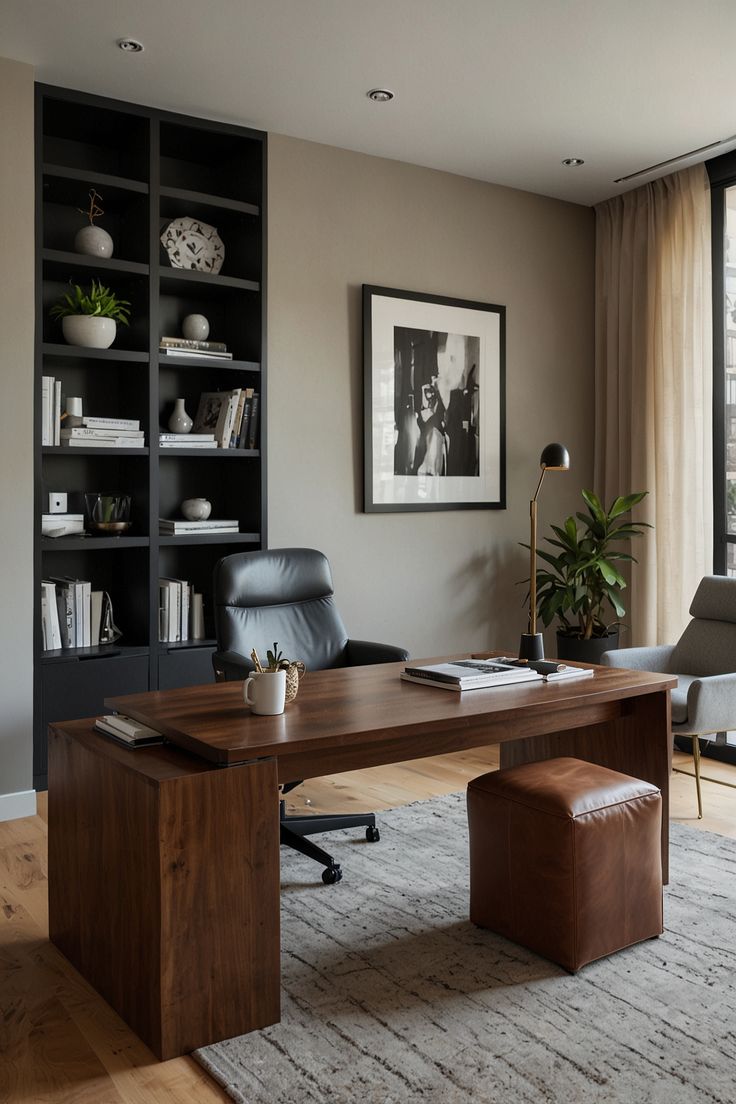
<box><xmin>0</xmin><ymin>789</ymin><xmax>37</xmax><ymax>822</ymax></box>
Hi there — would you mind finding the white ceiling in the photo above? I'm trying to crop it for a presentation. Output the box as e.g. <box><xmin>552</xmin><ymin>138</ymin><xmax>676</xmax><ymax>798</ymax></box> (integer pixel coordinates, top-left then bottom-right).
<box><xmin>2</xmin><ymin>0</ymin><xmax>735</xmax><ymax>206</ymax></box>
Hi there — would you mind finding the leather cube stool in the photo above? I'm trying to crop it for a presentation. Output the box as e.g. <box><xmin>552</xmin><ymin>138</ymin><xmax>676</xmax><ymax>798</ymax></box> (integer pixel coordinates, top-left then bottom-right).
<box><xmin>467</xmin><ymin>757</ymin><xmax>663</xmax><ymax>971</ymax></box>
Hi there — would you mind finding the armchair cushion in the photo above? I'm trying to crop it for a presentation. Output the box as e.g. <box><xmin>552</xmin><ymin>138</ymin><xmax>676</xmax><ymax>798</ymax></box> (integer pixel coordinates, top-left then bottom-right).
<box><xmin>601</xmin><ymin>645</ymin><xmax>675</xmax><ymax>671</ymax></box>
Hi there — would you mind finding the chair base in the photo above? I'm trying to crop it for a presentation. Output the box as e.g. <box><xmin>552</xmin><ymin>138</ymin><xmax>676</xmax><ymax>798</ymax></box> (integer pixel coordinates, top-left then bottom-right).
<box><xmin>280</xmin><ymin>801</ymin><xmax>379</xmax><ymax>884</ymax></box>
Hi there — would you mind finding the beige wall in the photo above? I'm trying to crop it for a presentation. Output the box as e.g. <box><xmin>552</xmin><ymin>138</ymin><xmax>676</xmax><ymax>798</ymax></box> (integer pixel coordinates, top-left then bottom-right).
<box><xmin>267</xmin><ymin>134</ymin><xmax>595</xmax><ymax>657</ymax></box>
<box><xmin>0</xmin><ymin>57</ymin><xmax>35</xmax><ymax>811</ymax></box>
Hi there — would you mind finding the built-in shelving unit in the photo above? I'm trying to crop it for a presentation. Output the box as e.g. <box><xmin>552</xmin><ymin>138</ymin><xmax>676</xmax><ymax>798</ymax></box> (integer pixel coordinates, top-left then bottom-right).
<box><xmin>33</xmin><ymin>84</ymin><xmax>267</xmax><ymax>788</ymax></box>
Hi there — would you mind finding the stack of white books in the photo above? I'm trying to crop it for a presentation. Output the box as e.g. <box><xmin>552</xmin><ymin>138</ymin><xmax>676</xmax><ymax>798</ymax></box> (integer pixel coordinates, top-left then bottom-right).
<box><xmin>158</xmin><ymin>578</ymin><xmax>206</xmax><ymax>642</ymax></box>
<box><xmin>41</xmin><ymin>513</ymin><xmax>85</xmax><ymax>538</ymax></box>
<box><xmin>159</xmin><ymin>432</ymin><xmax>216</xmax><ymax>449</ymax></box>
<box><xmin>159</xmin><ymin>518</ymin><xmax>239</xmax><ymax>535</ymax></box>
<box><xmin>61</xmin><ymin>417</ymin><xmax>145</xmax><ymax>448</ymax></box>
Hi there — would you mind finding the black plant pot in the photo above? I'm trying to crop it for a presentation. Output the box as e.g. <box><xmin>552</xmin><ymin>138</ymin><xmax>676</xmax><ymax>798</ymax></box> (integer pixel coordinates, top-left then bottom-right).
<box><xmin>555</xmin><ymin>630</ymin><xmax>619</xmax><ymax>665</ymax></box>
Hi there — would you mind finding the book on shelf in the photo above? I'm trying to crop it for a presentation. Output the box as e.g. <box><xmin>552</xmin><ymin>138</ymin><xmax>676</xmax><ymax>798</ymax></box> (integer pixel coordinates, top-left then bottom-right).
<box><xmin>236</xmin><ymin>388</ymin><xmax>254</xmax><ymax>449</ymax></box>
<box><xmin>61</xmin><ymin>436</ymin><xmax>146</xmax><ymax>449</ymax></box>
<box><xmin>42</xmin><ymin>513</ymin><xmax>85</xmax><ymax>538</ymax></box>
<box><xmin>47</xmin><ymin>576</ymin><xmax>91</xmax><ymax>648</ymax></box>
<box><xmin>40</xmin><ymin>581</ymin><xmax>63</xmax><ymax>650</ymax></box>
<box><xmin>94</xmin><ymin>714</ymin><xmax>163</xmax><ymax>748</ymax></box>
<box><xmin>82</xmin><ymin>416</ymin><xmax>141</xmax><ymax>431</ymax></box>
<box><xmin>159</xmin><ymin>440</ymin><xmax>216</xmax><ymax>449</ymax></box>
<box><xmin>192</xmin><ymin>390</ymin><xmax>242</xmax><ymax>448</ymax></box>
<box><xmin>247</xmin><ymin>392</ymin><xmax>260</xmax><ymax>450</ymax></box>
<box><xmin>158</xmin><ymin>578</ymin><xmax>206</xmax><ymax>643</ymax></box>
<box><xmin>159</xmin><ymin>432</ymin><xmax>216</xmax><ymax>443</ymax></box>
<box><xmin>492</xmin><ymin>657</ymin><xmax>595</xmax><ymax>681</ymax></box>
<box><xmin>401</xmin><ymin>659</ymin><xmax>544</xmax><ymax>692</ymax></box>
<box><xmin>160</xmin><ymin>336</ymin><xmax>228</xmax><ymax>353</ymax></box>
<box><xmin>159</xmin><ymin>518</ymin><xmax>239</xmax><ymax>533</ymax></box>
<box><xmin>230</xmin><ymin>388</ymin><xmax>247</xmax><ymax>448</ymax></box>
<box><xmin>160</xmin><ymin>347</ymin><xmax>233</xmax><ymax>360</ymax></box>
<box><xmin>61</xmin><ymin>427</ymin><xmax>145</xmax><ymax>440</ymax></box>
<box><xmin>41</xmin><ymin>375</ymin><xmax>62</xmax><ymax>446</ymax></box>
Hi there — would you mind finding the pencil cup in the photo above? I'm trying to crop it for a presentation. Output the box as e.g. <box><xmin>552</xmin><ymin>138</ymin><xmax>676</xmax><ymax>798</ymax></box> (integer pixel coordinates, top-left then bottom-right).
<box><xmin>244</xmin><ymin>670</ymin><xmax>286</xmax><ymax>715</ymax></box>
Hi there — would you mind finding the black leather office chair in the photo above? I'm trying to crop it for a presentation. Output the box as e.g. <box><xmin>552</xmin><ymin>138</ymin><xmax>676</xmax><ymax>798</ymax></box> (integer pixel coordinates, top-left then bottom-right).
<box><xmin>212</xmin><ymin>547</ymin><xmax>409</xmax><ymax>884</ymax></box>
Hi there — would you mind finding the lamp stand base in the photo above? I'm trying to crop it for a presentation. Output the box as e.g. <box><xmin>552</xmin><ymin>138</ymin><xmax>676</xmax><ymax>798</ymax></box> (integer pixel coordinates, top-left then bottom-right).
<box><xmin>518</xmin><ymin>633</ymin><xmax>544</xmax><ymax>661</ymax></box>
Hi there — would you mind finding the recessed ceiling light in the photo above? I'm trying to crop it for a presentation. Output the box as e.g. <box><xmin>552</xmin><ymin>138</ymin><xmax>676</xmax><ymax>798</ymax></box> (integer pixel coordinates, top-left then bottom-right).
<box><xmin>367</xmin><ymin>88</ymin><xmax>394</xmax><ymax>103</ymax></box>
<box><xmin>561</xmin><ymin>157</ymin><xmax>585</xmax><ymax>167</ymax></box>
<box><xmin>117</xmin><ymin>37</ymin><xmax>144</xmax><ymax>53</ymax></box>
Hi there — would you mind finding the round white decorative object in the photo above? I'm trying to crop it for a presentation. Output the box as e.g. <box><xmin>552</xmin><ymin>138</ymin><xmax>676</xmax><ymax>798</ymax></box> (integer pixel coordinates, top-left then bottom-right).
<box><xmin>62</xmin><ymin>314</ymin><xmax>116</xmax><ymax>349</ymax></box>
<box><xmin>168</xmin><ymin>398</ymin><xmax>193</xmax><ymax>434</ymax></box>
<box><xmin>74</xmin><ymin>224</ymin><xmax>114</xmax><ymax>258</ymax></box>
<box><xmin>181</xmin><ymin>497</ymin><xmax>212</xmax><ymax>521</ymax></box>
<box><xmin>160</xmin><ymin>217</ymin><xmax>225</xmax><ymax>274</ymax></box>
<box><xmin>182</xmin><ymin>313</ymin><xmax>210</xmax><ymax>341</ymax></box>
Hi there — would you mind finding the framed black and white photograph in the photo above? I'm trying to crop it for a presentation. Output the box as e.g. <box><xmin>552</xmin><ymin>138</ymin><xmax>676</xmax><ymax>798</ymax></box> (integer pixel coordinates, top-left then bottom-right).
<box><xmin>363</xmin><ymin>285</ymin><xmax>506</xmax><ymax>512</ymax></box>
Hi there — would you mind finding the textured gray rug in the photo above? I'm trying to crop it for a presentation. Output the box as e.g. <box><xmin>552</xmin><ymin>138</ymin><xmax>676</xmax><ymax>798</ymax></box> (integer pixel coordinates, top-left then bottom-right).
<box><xmin>195</xmin><ymin>793</ymin><xmax>736</xmax><ymax>1104</ymax></box>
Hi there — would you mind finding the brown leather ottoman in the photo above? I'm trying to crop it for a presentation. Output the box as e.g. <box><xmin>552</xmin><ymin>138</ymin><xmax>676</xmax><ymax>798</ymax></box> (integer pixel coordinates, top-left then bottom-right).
<box><xmin>467</xmin><ymin>757</ymin><xmax>663</xmax><ymax>971</ymax></box>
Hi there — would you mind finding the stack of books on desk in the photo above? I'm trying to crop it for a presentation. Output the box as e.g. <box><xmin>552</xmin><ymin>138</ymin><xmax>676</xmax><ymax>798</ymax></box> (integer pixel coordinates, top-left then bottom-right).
<box><xmin>94</xmin><ymin>714</ymin><xmax>163</xmax><ymax>748</ymax></box>
<box><xmin>401</xmin><ymin>657</ymin><xmax>594</xmax><ymax>691</ymax></box>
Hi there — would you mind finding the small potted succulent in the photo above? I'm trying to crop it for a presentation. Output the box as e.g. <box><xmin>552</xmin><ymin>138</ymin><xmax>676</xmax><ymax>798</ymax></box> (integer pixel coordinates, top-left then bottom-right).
<box><xmin>253</xmin><ymin>642</ymin><xmax>305</xmax><ymax>703</ymax></box>
<box><xmin>531</xmin><ymin>490</ymin><xmax>650</xmax><ymax>663</ymax></box>
<box><xmin>50</xmin><ymin>279</ymin><xmax>131</xmax><ymax>349</ymax></box>
<box><xmin>74</xmin><ymin>188</ymin><xmax>114</xmax><ymax>258</ymax></box>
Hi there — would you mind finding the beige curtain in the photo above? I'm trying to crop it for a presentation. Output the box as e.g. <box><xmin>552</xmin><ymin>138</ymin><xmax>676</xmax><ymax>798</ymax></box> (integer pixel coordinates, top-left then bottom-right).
<box><xmin>595</xmin><ymin>164</ymin><xmax>713</xmax><ymax>645</ymax></box>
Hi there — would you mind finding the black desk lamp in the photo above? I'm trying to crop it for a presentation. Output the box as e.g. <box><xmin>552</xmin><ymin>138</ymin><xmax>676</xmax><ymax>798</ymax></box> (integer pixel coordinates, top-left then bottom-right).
<box><xmin>519</xmin><ymin>442</ymin><xmax>570</xmax><ymax>661</ymax></box>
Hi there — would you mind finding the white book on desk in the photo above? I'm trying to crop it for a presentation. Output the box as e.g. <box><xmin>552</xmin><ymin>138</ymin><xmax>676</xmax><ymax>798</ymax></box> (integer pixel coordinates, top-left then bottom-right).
<box><xmin>402</xmin><ymin>659</ymin><xmax>543</xmax><ymax>691</ymax></box>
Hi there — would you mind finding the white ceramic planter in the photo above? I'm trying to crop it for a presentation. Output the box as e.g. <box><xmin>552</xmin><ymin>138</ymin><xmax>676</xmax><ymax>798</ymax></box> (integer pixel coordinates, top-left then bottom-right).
<box><xmin>74</xmin><ymin>224</ymin><xmax>114</xmax><ymax>258</ymax></box>
<box><xmin>62</xmin><ymin>314</ymin><xmax>116</xmax><ymax>349</ymax></box>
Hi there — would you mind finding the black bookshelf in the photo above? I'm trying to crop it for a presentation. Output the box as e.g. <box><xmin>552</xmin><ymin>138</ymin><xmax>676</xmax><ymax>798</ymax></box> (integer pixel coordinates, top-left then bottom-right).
<box><xmin>33</xmin><ymin>84</ymin><xmax>267</xmax><ymax>788</ymax></box>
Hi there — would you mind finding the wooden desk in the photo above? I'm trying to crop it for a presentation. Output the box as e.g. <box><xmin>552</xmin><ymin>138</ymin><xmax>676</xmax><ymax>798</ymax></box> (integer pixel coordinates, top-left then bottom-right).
<box><xmin>48</xmin><ymin>659</ymin><xmax>674</xmax><ymax>1059</ymax></box>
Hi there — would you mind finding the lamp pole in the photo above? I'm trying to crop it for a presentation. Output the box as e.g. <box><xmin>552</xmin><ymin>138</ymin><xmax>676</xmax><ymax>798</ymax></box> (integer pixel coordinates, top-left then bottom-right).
<box><xmin>519</xmin><ymin>443</ymin><xmax>570</xmax><ymax>661</ymax></box>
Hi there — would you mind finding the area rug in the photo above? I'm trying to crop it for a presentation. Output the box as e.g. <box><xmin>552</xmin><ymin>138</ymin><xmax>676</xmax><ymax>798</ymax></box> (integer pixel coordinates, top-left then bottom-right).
<box><xmin>195</xmin><ymin>793</ymin><xmax>736</xmax><ymax>1104</ymax></box>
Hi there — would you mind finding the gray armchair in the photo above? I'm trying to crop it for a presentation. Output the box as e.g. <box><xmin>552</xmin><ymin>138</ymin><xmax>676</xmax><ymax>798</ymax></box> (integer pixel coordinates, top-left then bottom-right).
<box><xmin>602</xmin><ymin>575</ymin><xmax>736</xmax><ymax>819</ymax></box>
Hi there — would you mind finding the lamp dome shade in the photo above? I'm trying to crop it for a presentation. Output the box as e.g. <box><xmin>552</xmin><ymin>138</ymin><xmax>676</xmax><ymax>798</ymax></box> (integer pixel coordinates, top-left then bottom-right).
<box><xmin>539</xmin><ymin>443</ymin><xmax>570</xmax><ymax>471</ymax></box>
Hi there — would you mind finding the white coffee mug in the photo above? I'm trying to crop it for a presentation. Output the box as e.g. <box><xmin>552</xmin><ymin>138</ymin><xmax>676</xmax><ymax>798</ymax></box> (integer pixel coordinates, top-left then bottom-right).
<box><xmin>243</xmin><ymin>670</ymin><xmax>286</xmax><ymax>715</ymax></box>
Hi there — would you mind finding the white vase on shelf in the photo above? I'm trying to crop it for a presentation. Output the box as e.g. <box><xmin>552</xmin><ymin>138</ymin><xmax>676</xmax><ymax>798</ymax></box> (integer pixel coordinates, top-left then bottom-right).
<box><xmin>182</xmin><ymin>314</ymin><xmax>210</xmax><ymax>341</ymax></box>
<box><xmin>181</xmin><ymin>497</ymin><xmax>212</xmax><ymax>520</ymax></box>
<box><xmin>168</xmin><ymin>398</ymin><xmax>192</xmax><ymax>434</ymax></box>
<box><xmin>74</xmin><ymin>224</ymin><xmax>114</xmax><ymax>258</ymax></box>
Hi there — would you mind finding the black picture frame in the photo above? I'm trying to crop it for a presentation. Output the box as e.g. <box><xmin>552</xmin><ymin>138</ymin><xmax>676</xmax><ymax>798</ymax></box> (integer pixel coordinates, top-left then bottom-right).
<box><xmin>363</xmin><ymin>285</ymin><xmax>506</xmax><ymax>513</ymax></box>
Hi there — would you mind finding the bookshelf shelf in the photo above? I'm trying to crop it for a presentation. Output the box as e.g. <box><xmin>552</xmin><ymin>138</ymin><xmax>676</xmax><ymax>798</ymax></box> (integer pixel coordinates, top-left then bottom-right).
<box><xmin>34</xmin><ymin>84</ymin><xmax>266</xmax><ymax>789</ymax></box>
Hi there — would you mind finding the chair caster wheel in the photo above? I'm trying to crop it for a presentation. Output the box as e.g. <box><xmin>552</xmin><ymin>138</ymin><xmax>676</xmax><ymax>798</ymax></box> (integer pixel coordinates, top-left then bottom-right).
<box><xmin>322</xmin><ymin>864</ymin><xmax>342</xmax><ymax>885</ymax></box>
<box><xmin>366</xmin><ymin>825</ymin><xmax>380</xmax><ymax>842</ymax></box>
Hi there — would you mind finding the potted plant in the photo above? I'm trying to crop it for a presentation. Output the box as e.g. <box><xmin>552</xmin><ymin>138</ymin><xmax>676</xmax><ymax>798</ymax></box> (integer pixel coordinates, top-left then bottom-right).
<box><xmin>50</xmin><ymin>279</ymin><xmax>131</xmax><ymax>349</ymax></box>
<box><xmin>532</xmin><ymin>490</ymin><xmax>650</xmax><ymax>663</ymax></box>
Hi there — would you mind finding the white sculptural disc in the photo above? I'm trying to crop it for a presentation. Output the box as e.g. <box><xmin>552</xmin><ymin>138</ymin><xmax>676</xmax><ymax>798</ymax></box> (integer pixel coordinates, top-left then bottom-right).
<box><xmin>160</xmin><ymin>217</ymin><xmax>225</xmax><ymax>274</ymax></box>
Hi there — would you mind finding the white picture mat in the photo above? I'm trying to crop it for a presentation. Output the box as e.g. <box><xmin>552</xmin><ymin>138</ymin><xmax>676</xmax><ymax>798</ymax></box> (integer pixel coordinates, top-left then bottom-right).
<box><xmin>370</xmin><ymin>295</ymin><xmax>501</xmax><ymax>506</ymax></box>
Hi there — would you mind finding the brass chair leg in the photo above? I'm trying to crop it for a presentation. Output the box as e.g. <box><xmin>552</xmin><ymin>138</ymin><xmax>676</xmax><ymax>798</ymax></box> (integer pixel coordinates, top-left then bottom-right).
<box><xmin>692</xmin><ymin>735</ymin><xmax>703</xmax><ymax>819</ymax></box>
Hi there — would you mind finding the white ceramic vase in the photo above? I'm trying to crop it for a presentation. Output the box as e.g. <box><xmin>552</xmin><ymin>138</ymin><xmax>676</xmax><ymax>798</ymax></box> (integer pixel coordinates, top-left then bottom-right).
<box><xmin>74</xmin><ymin>224</ymin><xmax>114</xmax><ymax>258</ymax></box>
<box><xmin>168</xmin><ymin>399</ymin><xmax>193</xmax><ymax>434</ymax></box>
<box><xmin>182</xmin><ymin>314</ymin><xmax>210</xmax><ymax>341</ymax></box>
<box><xmin>181</xmin><ymin>497</ymin><xmax>212</xmax><ymax>520</ymax></box>
<box><xmin>62</xmin><ymin>315</ymin><xmax>116</xmax><ymax>349</ymax></box>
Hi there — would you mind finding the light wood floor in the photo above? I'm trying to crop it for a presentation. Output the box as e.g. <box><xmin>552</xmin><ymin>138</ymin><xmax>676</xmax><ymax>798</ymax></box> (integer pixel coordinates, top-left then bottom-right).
<box><xmin>1</xmin><ymin>747</ymin><xmax>734</xmax><ymax>1103</ymax></box>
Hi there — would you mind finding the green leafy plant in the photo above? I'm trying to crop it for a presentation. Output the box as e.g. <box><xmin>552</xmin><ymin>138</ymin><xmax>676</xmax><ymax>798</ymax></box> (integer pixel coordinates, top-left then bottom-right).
<box><xmin>265</xmin><ymin>642</ymin><xmax>284</xmax><ymax>672</ymax></box>
<box><xmin>530</xmin><ymin>490</ymin><xmax>650</xmax><ymax>640</ymax></box>
<box><xmin>49</xmin><ymin>279</ymin><xmax>131</xmax><ymax>325</ymax></box>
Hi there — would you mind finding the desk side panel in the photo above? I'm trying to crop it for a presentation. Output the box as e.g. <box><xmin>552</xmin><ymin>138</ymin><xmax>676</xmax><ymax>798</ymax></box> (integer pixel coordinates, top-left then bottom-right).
<box><xmin>48</xmin><ymin>723</ymin><xmax>163</xmax><ymax>1054</ymax></box>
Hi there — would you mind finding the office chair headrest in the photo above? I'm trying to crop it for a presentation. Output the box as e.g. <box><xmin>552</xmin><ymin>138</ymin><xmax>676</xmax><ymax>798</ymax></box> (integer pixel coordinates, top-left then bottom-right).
<box><xmin>214</xmin><ymin>548</ymin><xmax>335</xmax><ymax>609</ymax></box>
<box><xmin>689</xmin><ymin>575</ymin><xmax>736</xmax><ymax>623</ymax></box>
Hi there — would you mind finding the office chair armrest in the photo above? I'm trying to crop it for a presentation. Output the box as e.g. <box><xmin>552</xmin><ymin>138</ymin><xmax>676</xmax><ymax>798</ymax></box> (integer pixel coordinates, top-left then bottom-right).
<box><xmin>683</xmin><ymin>672</ymin><xmax>736</xmax><ymax>735</ymax></box>
<box><xmin>212</xmin><ymin>649</ymin><xmax>253</xmax><ymax>682</ymax></box>
<box><xmin>346</xmin><ymin>639</ymin><xmax>410</xmax><ymax>666</ymax></box>
<box><xmin>600</xmin><ymin>644</ymin><xmax>675</xmax><ymax>671</ymax></box>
